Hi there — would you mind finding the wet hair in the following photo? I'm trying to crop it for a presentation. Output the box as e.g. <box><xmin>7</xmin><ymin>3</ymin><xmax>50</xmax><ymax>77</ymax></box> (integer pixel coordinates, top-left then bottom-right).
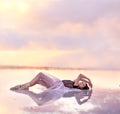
<box><xmin>81</xmin><ymin>84</ymin><xmax>89</xmax><ymax>90</ymax></box>
<box><xmin>62</xmin><ymin>80</ymin><xmax>89</xmax><ymax>90</ymax></box>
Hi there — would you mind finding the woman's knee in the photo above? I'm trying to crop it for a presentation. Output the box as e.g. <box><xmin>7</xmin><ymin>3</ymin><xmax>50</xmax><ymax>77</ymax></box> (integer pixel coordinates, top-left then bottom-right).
<box><xmin>36</xmin><ymin>72</ymin><xmax>44</xmax><ymax>78</ymax></box>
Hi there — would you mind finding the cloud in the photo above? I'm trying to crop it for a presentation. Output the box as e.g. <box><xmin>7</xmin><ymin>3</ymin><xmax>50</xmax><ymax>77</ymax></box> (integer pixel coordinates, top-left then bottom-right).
<box><xmin>47</xmin><ymin>49</ymin><xmax>120</xmax><ymax>69</ymax></box>
<box><xmin>0</xmin><ymin>0</ymin><xmax>120</xmax><ymax>50</ymax></box>
<box><xmin>0</xmin><ymin>49</ymin><xmax>120</xmax><ymax>70</ymax></box>
<box><xmin>0</xmin><ymin>17</ymin><xmax>120</xmax><ymax>50</ymax></box>
<box><xmin>0</xmin><ymin>0</ymin><xmax>120</xmax><ymax>69</ymax></box>
<box><xmin>41</xmin><ymin>0</ymin><xmax>120</xmax><ymax>24</ymax></box>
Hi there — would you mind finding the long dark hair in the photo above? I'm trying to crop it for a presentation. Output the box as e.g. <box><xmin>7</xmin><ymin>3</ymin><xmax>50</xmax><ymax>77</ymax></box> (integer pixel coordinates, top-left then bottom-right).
<box><xmin>62</xmin><ymin>80</ymin><xmax>89</xmax><ymax>90</ymax></box>
<box><xmin>81</xmin><ymin>84</ymin><xmax>89</xmax><ymax>90</ymax></box>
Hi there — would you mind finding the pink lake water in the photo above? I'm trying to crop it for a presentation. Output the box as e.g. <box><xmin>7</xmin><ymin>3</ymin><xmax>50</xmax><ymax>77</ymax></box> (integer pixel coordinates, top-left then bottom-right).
<box><xmin>0</xmin><ymin>69</ymin><xmax>120</xmax><ymax>114</ymax></box>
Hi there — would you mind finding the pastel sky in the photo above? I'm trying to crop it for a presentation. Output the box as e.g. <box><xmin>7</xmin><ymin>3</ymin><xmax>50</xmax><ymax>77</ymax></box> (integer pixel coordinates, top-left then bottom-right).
<box><xmin>0</xmin><ymin>0</ymin><xmax>120</xmax><ymax>69</ymax></box>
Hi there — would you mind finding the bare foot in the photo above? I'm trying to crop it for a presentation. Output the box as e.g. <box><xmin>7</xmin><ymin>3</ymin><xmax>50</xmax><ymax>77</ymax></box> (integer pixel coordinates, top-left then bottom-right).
<box><xmin>10</xmin><ymin>83</ymin><xmax>29</xmax><ymax>91</ymax></box>
<box><xmin>10</xmin><ymin>85</ymin><xmax>22</xmax><ymax>90</ymax></box>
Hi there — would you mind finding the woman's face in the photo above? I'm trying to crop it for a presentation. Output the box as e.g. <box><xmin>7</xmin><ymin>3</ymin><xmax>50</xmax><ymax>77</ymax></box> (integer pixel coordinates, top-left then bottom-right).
<box><xmin>78</xmin><ymin>81</ymin><xmax>86</xmax><ymax>89</ymax></box>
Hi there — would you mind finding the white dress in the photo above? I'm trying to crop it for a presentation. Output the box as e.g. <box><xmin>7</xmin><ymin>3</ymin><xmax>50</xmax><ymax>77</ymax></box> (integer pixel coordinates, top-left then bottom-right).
<box><xmin>34</xmin><ymin>72</ymin><xmax>82</xmax><ymax>105</ymax></box>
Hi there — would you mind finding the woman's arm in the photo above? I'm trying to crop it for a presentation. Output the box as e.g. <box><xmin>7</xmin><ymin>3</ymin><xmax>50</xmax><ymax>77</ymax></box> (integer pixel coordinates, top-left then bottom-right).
<box><xmin>73</xmin><ymin>74</ymin><xmax>87</xmax><ymax>85</ymax></box>
<box><xmin>74</xmin><ymin>89</ymin><xmax>92</xmax><ymax>105</ymax></box>
<box><xmin>80</xmin><ymin>74</ymin><xmax>93</xmax><ymax>88</ymax></box>
<box><xmin>73</xmin><ymin>74</ymin><xmax>93</xmax><ymax>88</ymax></box>
<box><xmin>80</xmin><ymin>78</ymin><xmax>93</xmax><ymax>88</ymax></box>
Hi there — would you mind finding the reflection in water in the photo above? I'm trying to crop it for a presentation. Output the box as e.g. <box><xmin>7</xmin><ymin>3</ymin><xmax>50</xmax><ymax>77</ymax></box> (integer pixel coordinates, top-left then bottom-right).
<box><xmin>63</xmin><ymin>89</ymin><xmax>92</xmax><ymax>105</ymax></box>
<box><xmin>89</xmin><ymin>89</ymin><xmax>120</xmax><ymax>114</ymax></box>
<box><xmin>11</xmin><ymin>89</ymin><xmax>92</xmax><ymax>106</ymax></box>
<box><xmin>7</xmin><ymin>69</ymin><xmax>120</xmax><ymax>114</ymax></box>
<box><xmin>10</xmin><ymin>88</ymin><xmax>120</xmax><ymax>114</ymax></box>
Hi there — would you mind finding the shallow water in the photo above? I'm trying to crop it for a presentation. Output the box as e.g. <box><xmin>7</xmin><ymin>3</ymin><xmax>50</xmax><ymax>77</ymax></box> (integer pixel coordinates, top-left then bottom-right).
<box><xmin>0</xmin><ymin>69</ymin><xmax>120</xmax><ymax>114</ymax></box>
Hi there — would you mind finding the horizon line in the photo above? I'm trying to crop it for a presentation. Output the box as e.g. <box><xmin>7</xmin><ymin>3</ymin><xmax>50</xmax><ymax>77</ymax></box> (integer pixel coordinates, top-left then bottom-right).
<box><xmin>0</xmin><ymin>65</ymin><xmax>120</xmax><ymax>71</ymax></box>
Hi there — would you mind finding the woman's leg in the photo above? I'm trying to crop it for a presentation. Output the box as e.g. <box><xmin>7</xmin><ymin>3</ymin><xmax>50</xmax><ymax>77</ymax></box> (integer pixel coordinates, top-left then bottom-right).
<box><xmin>15</xmin><ymin>72</ymin><xmax>56</xmax><ymax>90</ymax></box>
<box><xmin>28</xmin><ymin>72</ymin><xmax>55</xmax><ymax>86</ymax></box>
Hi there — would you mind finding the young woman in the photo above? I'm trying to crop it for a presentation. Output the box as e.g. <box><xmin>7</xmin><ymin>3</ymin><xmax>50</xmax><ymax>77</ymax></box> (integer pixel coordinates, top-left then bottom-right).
<box><xmin>10</xmin><ymin>72</ymin><xmax>93</xmax><ymax>91</ymax></box>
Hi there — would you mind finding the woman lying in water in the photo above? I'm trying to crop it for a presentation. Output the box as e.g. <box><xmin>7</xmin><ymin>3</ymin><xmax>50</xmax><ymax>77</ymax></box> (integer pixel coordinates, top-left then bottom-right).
<box><xmin>10</xmin><ymin>72</ymin><xmax>93</xmax><ymax>91</ymax></box>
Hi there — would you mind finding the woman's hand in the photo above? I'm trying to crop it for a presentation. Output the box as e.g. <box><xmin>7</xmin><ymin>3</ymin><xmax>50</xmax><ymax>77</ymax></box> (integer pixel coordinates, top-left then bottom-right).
<box><xmin>74</xmin><ymin>73</ymin><xmax>93</xmax><ymax>89</ymax></box>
